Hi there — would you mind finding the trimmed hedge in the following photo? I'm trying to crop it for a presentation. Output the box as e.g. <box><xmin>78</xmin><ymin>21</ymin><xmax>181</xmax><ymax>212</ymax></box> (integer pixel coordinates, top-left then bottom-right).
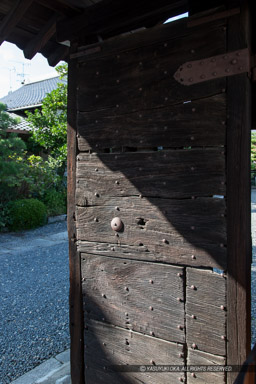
<box><xmin>7</xmin><ymin>198</ymin><xmax>47</xmax><ymax>231</ymax></box>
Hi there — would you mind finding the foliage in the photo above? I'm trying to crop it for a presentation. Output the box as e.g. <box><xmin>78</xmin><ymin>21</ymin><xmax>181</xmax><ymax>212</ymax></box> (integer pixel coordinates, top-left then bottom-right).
<box><xmin>252</xmin><ymin>132</ymin><xmax>256</xmax><ymax>171</ymax></box>
<box><xmin>26</xmin><ymin>64</ymin><xmax>68</xmax><ymax>163</ymax></box>
<box><xmin>0</xmin><ymin>102</ymin><xmax>27</xmax><ymax>202</ymax></box>
<box><xmin>0</xmin><ymin>203</ymin><xmax>11</xmax><ymax>231</ymax></box>
<box><xmin>42</xmin><ymin>188</ymin><xmax>67</xmax><ymax>216</ymax></box>
<box><xmin>7</xmin><ymin>198</ymin><xmax>47</xmax><ymax>231</ymax></box>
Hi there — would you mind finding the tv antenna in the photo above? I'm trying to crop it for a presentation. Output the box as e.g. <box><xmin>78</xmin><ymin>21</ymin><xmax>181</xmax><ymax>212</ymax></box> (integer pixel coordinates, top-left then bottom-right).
<box><xmin>10</xmin><ymin>61</ymin><xmax>31</xmax><ymax>84</ymax></box>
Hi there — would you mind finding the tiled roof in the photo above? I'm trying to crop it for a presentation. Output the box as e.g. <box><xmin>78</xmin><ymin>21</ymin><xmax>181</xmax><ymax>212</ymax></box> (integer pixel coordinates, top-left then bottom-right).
<box><xmin>7</xmin><ymin>112</ymin><xmax>32</xmax><ymax>133</ymax></box>
<box><xmin>0</xmin><ymin>76</ymin><xmax>65</xmax><ymax>111</ymax></box>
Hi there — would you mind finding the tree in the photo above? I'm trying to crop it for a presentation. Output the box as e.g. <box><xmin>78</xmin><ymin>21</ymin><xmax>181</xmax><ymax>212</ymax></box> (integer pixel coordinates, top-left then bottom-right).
<box><xmin>26</xmin><ymin>63</ymin><xmax>68</xmax><ymax>164</ymax></box>
<box><xmin>252</xmin><ymin>132</ymin><xmax>256</xmax><ymax>171</ymax></box>
<box><xmin>0</xmin><ymin>103</ymin><xmax>26</xmax><ymax>202</ymax></box>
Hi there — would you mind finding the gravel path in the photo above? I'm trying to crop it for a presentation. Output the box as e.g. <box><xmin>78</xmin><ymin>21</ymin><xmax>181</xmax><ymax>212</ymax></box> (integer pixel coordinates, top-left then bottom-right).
<box><xmin>0</xmin><ymin>222</ymin><xmax>69</xmax><ymax>384</ymax></box>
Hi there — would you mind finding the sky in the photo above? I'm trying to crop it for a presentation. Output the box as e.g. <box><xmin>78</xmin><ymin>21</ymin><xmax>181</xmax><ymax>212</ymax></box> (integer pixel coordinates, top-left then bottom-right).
<box><xmin>0</xmin><ymin>41</ymin><xmax>58</xmax><ymax>98</ymax></box>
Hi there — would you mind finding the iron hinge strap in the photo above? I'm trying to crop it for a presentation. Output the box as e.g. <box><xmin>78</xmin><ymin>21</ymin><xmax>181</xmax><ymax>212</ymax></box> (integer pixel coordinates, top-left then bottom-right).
<box><xmin>173</xmin><ymin>48</ymin><xmax>255</xmax><ymax>86</ymax></box>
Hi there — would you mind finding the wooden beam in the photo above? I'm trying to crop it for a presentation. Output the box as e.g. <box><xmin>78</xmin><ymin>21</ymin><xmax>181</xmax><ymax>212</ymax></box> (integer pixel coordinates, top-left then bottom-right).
<box><xmin>56</xmin><ymin>0</ymin><xmax>187</xmax><ymax>42</ymax></box>
<box><xmin>0</xmin><ymin>0</ymin><xmax>34</xmax><ymax>46</ymax></box>
<box><xmin>47</xmin><ymin>44</ymin><xmax>69</xmax><ymax>66</ymax></box>
<box><xmin>24</xmin><ymin>15</ymin><xmax>58</xmax><ymax>60</ymax></box>
<box><xmin>35</xmin><ymin>0</ymin><xmax>81</xmax><ymax>16</ymax></box>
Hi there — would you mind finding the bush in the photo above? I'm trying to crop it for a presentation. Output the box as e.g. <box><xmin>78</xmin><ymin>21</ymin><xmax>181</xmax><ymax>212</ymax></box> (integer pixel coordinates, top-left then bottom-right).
<box><xmin>7</xmin><ymin>198</ymin><xmax>47</xmax><ymax>231</ymax></box>
<box><xmin>0</xmin><ymin>203</ymin><xmax>11</xmax><ymax>232</ymax></box>
<box><xmin>42</xmin><ymin>189</ymin><xmax>67</xmax><ymax>216</ymax></box>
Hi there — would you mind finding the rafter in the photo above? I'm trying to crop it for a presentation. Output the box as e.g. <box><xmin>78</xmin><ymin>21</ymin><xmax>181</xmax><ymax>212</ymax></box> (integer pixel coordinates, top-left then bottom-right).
<box><xmin>56</xmin><ymin>0</ymin><xmax>188</xmax><ymax>42</ymax></box>
<box><xmin>24</xmin><ymin>15</ymin><xmax>58</xmax><ymax>60</ymax></box>
<box><xmin>0</xmin><ymin>0</ymin><xmax>34</xmax><ymax>46</ymax></box>
<box><xmin>47</xmin><ymin>44</ymin><xmax>69</xmax><ymax>66</ymax></box>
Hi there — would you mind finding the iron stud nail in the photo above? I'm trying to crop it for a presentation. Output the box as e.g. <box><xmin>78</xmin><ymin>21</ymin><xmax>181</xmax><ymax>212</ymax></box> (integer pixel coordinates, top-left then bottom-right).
<box><xmin>221</xmin><ymin>335</ymin><xmax>226</xmax><ymax>340</ymax></box>
<box><xmin>189</xmin><ymin>77</ymin><xmax>193</xmax><ymax>82</ymax></box>
<box><xmin>164</xmin><ymin>126</ymin><xmax>168</xmax><ymax>130</ymax></box>
<box><xmin>116</xmin><ymin>79</ymin><xmax>120</xmax><ymax>83</ymax></box>
<box><xmin>150</xmin><ymin>359</ymin><xmax>155</xmax><ymax>365</ymax></box>
<box><xmin>225</xmin><ymin>68</ymin><xmax>230</xmax><ymax>73</ymax></box>
<box><xmin>187</xmin><ymin>63</ymin><xmax>192</xmax><ymax>68</ymax></box>
<box><xmin>115</xmin><ymin>206</ymin><xmax>120</xmax><ymax>211</ymax></box>
<box><xmin>102</xmin><ymin>294</ymin><xmax>106</xmax><ymax>298</ymax></box>
<box><xmin>149</xmin><ymin>279</ymin><xmax>154</xmax><ymax>284</ymax></box>
<box><xmin>212</xmin><ymin>72</ymin><xmax>217</xmax><ymax>76</ymax></box>
<box><xmin>95</xmin><ymin>168</ymin><xmax>98</xmax><ymax>171</ymax></box>
<box><xmin>192</xmin><ymin>107</ymin><xmax>196</xmax><ymax>112</ymax></box>
<box><xmin>149</xmin><ymin>306</ymin><xmax>153</xmax><ymax>311</ymax></box>
<box><xmin>179</xmin><ymin>353</ymin><xmax>184</xmax><ymax>358</ymax></box>
<box><xmin>191</xmin><ymin>225</ymin><xmax>195</xmax><ymax>230</ymax></box>
<box><xmin>191</xmin><ymin>196</ymin><xmax>195</xmax><ymax>199</ymax></box>
<box><xmin>125</xmin><ymin>287</ymin><xmax>129</xmax><ymax>291</ymax></box>
<box><xmin>179</xmin><ymin>378</ymin><xmax>183</xmax><ymax>382</ymax></box>
<box><xmin>95</xmin><ymin>192</ymin><xmax>99</xmax><ymax>197</ymax></box>
<box><xmin>162</xmin><ymin>238</ymin><xmax>168</xmax><ymax>244</ymax></box>
<box><xmin>178</xmin><ymin>325</ymin><xmax>183</xmax><ymax>330</ymax></box>
<box><xmin>231</xmin><ymin>59</ymin><xmax>237</xmax><ymax>64</ymax></box>
<box><xmin>177</xmin><ymin>273</ymin><xmax>183</xmax><ymax>278</ymax></box>
<box><xmin>190</xmin><ymin>49</ymin><xmax>195</xmax><ymax>54</ymax></box>
<box><xmin>111</xmin><ymin>247</ymin><xmax>115</xmax><ymax>251</ymax></box>
<box><xmin>102</xmin><ymin>317</ymin><xmax>105</xmax><ymax>321</ymax></box>
<box><xmin>139</xmin><ymin>87</ymin><xmax>142</xmax><ymax>91</ymax></box>
<box><xmin>191</xmin><ymin>373</ymin><xmax>196</xmax><ymax>378</ymax></box>
<box><xmin>164</xmin><ymin>70</ymin><xmax>168</xmax><ymax>74</ymax></box>
<box><xmin>192</xmin><ymin>314</ymin><xmax>196</xmax><ymax>319</ymax></box>
<box><xmin>200</xmin><ymin>74</ymin><xmax>205</xmax><ymax>79</ymax></box>
<box><xmin>192</xmin><ymin>343</ymin><xmax>197</xmax><ymax>349</ymax></box>
<box><xmin>95</xmin><ymin>94</ymin><xmax>99</xmax><ymax>98</ymax></box>
<box><xmin>177</xmin><ymin>297</ymin><xmax>182</xmax><ymax>302</ymax></box>
<box><xmin>190</xmin><ymin>285</ymin><xmax>196</xmax><ymax>290</ymax></box>
<box><xmin>94</xmin><ymin>217</ymin><xmax>99</xmax><ymax>222</ymax></box>
<box><xmin>211</xmin><ymin>58</ymin><xmax>216</xmax><ymax>62</ymax></box>
<box><xmin>96</xmin><ymin>71</ymin><xmax>99</xmax><ymax>75</ymax></box>
<box><xmin>239</xmin><ymin>66</ymin><xmax>243</xmax><ymax>70</ymax></box>
<box><xmin>220</xmin><ymin>305</ymin><xmax>225</xmax><ymax>310</ymax></box>
<box><xmin>164</xmin><ymin>43</ymin><xmax>168</xmax><ymax>47</ymax></box>
<box><xmin>111</xmin><ymin>217</ymin><xmax>123</xmax><ymax>231</ymax></box>
<box><xmin>191</xmin><ymin>136</ymin><xmax>195</xmax><ymax>140</ymax></box>
<box><xmin>115</xmin><ymin>180</ymin><xmax>119</xmax><ymax>185</ymax></box>
<box><xmin>116</xmin><ymin>104</ymin><xmax>119</xmax><ymax>108</ymax></box>
<box><xmin>95</xmin><ymin>120</ymin><xmax>98</xmax><ymax>123</ymax></box>
<box><xmin>191</xmin><ymin>255</ymin><xmax>196</xmax><ymax>260</ymax></box>
<box><xmin>139</xmin><ymin>194</ymin><xmax>143</xmax><ymax>198</ymax></box>
<box><xmin>150</xmin><ymin>331</ymin><xmax>155</xmax><ymax>336</ymax></box>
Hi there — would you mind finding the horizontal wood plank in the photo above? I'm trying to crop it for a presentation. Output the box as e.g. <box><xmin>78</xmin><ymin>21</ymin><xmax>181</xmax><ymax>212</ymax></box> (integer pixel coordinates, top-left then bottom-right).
<box><xmin>76</xmin><ymin>196</ymin><xmax>226</xmax><ymax>268</ymax></box>
<box><xmin>77</xmin><ymin>94</ymin><xmax>226</xmax><ymax>150</ymax></box>
<box><xmin>84</xmin><ymin>320</ymin><xmax>185</xmax><ymax>383</ymax></box>
<box><xmin>76</xmin><ymin>149</ymin><xmax>226</xmax><ymax>199</ymax></box>
<box><xmin>77</xmin><ymin>21</ymin><xmax>226</xmax><ymax>113</ymax></box>
<box><xmin>81</xmin><ymin>255</ymin><xmax>185</xmax><ymax>343</ymax></box>
<box><xmin>186</xmin><ymin>268</ymin><xmax>227</xmax><ymax>356</ymax></box>
<box><xmin>187</xmin><ymin>348</ymin><xmax>226</xmax><ymax>384</ymax></box>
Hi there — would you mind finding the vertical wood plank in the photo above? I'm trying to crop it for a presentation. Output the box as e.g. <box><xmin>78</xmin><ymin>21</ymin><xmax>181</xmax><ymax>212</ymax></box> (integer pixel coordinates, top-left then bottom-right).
<box><xmin>226</xmin><ymin>2</ymin><xmax>251</xmax><ymax>382</ymax></box>
<box><xmin>67</xmin><ymin>42</ymin><xmax>84</xmax><ymax>384</ymax></box>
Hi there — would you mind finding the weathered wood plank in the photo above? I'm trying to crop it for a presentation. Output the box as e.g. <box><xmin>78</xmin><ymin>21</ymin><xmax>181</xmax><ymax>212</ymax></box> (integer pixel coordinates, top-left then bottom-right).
<box><xmin>226</xmin><ymin>5</ymin><xmax>252</xmax><ymax>382</ymax></box>
<box><xmin>84</xmin><ymin>320</ymin><xmax>185</xmax><ymax>383</ymax></box>
<box><xmin>81</xmin><ymin>255</ymin><xmax>185</xmax><ymax>343</ymax></box>
<box><xmin>77</xmin><ymin>94</ymin><xmax>226</xmax><ymax>151</ymax></box>
<box><xmin>77</xmin><ymin>21</ymin><xmax>226</xmax><ymax>113</ymax></box>
<box><xmin>186</xmin><ymin>268</ymin><xmax>226</xmax><ymax>356</ymax></box>
<box><xmin>76</xmin><ymin>197</ymin><xmax>226</xmax><ymax>268</ymax></box>
<box><xmin>76</xmin><ymin>149</ymin><xmax>226</xmax><ymax>199</ymax></box>
<box><xmin>187</xmin><ymin>348</ymin><xmax>226</xmax><ymax>384</ymax></box>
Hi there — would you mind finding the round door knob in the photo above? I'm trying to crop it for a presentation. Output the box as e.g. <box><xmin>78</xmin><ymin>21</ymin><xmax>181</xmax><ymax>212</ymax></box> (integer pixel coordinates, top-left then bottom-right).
<box><xmin>111</xmin><ymin>217</ymin><xmax>123</xmax><ymax>231</ymax></box>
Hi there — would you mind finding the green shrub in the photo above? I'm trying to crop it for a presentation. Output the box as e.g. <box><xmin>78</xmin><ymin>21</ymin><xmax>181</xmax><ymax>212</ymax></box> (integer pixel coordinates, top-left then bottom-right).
<box><xmin>7</xmin><ymin>198</ymin><xmax>47</xmax><ymax>231</ymax></box>
<box><xmin>0</xmin><ymin>203</ymin><xmax>11</xmax><ymax>232</ymax></box>
<box><xmin>42</xmin><ymin>189</ymin><xmax>67</xmax><ymax>216</ymax></box>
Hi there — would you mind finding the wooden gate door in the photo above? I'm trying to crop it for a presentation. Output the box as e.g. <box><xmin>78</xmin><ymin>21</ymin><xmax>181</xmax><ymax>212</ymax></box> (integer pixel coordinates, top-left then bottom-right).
<box><xmin>68</xmin><ymin>8</ymin><xmax>251</xmax><ymax>384</ymax></box>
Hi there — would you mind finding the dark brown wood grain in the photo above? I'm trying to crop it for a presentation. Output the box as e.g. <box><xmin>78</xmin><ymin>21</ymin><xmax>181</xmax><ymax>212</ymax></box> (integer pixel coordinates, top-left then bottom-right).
<box><xmin>81</xmin><ymin>254</ymin><xmax>185</xmax><ymax>343</ymax></box>
<box><xmin>76</xmin><ymin>196</ymin><xmax>227</xmax><ymax>268</ymax></box>
<box><xmin>226</xmin><ymin>3</ymin><xmax>252</xmax><ymax>382</ymax></box>
<box><xmin>77</xmin><ymin>21</ymin><xmax>226</xmax><ymax>113</ymax></box>
<box><xmin>84</xmin><ymin>319</ymin><xmax>185</xmax><ymax>384</ymax></box>
<box><xmin>76</xmin><ymin>149</ymin><xmax>226</xmax><ymax>199</ymax></box>
<box><xmin>186</xmin><ymin>267</ymin><xmax>226</xmax><ymax>356</ymax></box>
<box><xmin>187</xmin><ymin>348</ymin><xmax>226</xmax><ymax>384</ymax></box>
<box><xmin>67</xmin><ymin>44</ymin><xmax>84</xmax><ymax>384</ymax></box>
<box><xmin>77</xmin><ymin>94</ymin><xmax>226</xmax><ymax>151</ymax></box>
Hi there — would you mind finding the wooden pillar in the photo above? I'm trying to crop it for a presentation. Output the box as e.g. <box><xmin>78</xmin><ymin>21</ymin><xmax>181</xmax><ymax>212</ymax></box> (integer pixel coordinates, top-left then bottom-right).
<box><xmin>226</xmin><ymin>1</ymin><xmax>251</xmax><ymax>382</ymax></box>
<box><xmin>67</xmin><ymin>43</ymin><xmax>85</xmax><ymax>384</ymax></box>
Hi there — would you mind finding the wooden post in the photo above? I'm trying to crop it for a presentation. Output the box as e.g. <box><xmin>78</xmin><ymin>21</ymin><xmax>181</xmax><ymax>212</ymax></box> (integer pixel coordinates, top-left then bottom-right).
<box><xmin>67</xmin><ymin>43</ymin><xmax>85</xmax><ymax>384</ymax></box>
<box><xmin>226</xmin><ymin>1</ymin><xmax>251</xmax><ymax>382</ymax></box>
